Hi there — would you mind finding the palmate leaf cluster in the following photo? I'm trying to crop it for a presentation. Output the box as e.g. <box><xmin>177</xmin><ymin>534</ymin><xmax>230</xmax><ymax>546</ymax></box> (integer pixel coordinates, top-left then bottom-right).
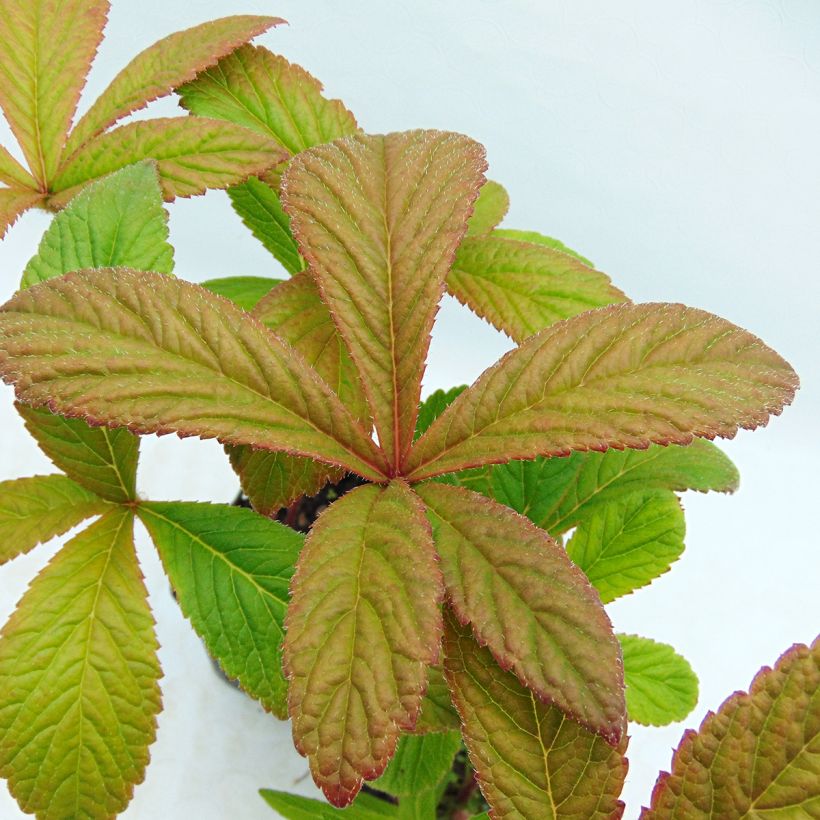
<box><xmin>0</xmin><ymin>8</ymin><xmax>814</xmax><ymax>820</ymax></box>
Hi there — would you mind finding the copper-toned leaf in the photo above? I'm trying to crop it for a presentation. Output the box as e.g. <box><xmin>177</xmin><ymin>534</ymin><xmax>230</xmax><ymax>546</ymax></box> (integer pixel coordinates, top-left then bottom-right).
<box><xmin>0</xmin><ymin>188</ymin><xmax>42</xmax><ymax>240</ymax></box>
<box><xmin>643</xmin><ymin>637</ymin><xmax>820</xmax><ymax>818</ymax></box>
<box><xmin>406</xmin><ymin>303</ymin><xmax>798</xmax><ymax>481</ymax></box>
<box><xmin>0</xmin><ymin>145</ymin><xmax>36</xmax><ymax>189</ymax></box>
<box><xmin>283</xmin><ymin>130</ymin><xmax>487</xmax><ymax>471</ymax></box>
<box><xmin>417</xmin><ymin>482</ymin><xmax>625</xmax><ymax>744</ymax></box>
<box><xmin>284</xmin><ymin>482</ymin><xmax>443</xmax><ymax>806</ymax></box>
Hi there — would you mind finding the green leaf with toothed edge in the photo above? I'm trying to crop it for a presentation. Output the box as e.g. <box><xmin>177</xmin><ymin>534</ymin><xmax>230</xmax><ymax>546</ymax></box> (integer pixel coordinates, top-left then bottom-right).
<box><xmin>64</xmin><ymin>16</ymin><xmax>283</xmax><ymax>157</ymax></box>
<box><xmin>260</xmin><ymin>789</ymin><xmax>396</xmax><ymax>819</ymax></box>
<box><xmin>138</xmin><ymin>501</ymin><xmax>301</xmax><ymax>718</ymax></box>
<box><xmin>466</xmin><ymin>180</ymin><xmax>509</xmax><ymax>236</ymax></box>
<box><xmin>374</xmin><ymin>731</ymin><xmax>462</xmax><ymax>796</ymax></box>
<box><xmin>406</xmin><ymin>302</ymin><xmax>797</xmax><ymax>482</ymax></box>
<box><xmin>411</xmin><ymin>665</ymin><xmax>461</xmax><ymax>735</ymax></box>
<box><xmin>443</xmin><ymin>614</ymin><xmax>627</xmax><ymax>820</ymax></box>
<box><xmin>619</xmin><ymin>634</ymin><xmax>698</xmax><ymax>727</ymax></box>
<box><xmin>494</xmin><ymin>228</ymin><xmax>594</xmax><ymax>266</ymax></box>
<box><xmin>449</xmin><ymin>235</ymin><xmax>626</xmax><ymax>342</ymax></box>
<box><xmin>415</xmin><ymin>386</ymin><xmax>467</xmax><ymax>439</ymax></box>
<box><xmin>642</xmin><ymin>637</ymin><xmax>820</xmax><ymax>818</ymax></box>
<box><xmin>0</xmin><ymin>268</ymin><xmax>389</xmax><ymax>481</ymax></box>
<box><xmin>417</xmin><ymin>482</ymin><xmax>625</xmax><ymax>744</ymax></box>
<box><xmin>200</xmin><ymin>275</ymin><xmax>282</xmax><ymax>312</ymax></box>
<box><xmin>284</xmin><ymin>482</ymin><xmax>443</xmax><ymax>808</ymax></box>
<box><xmin>0</xmin><ymin>508</ymin><xmax>161</xmax><ymax>820</ymax></box>
<box><xmin>0</xmin><ymin>474</ymin><xmax>109</xmax><ymax>565</ymax></box>
<box><xmin>567</xmin><ymin>490</ymin><xmax>686</xmax><ymax>603</ymax></box>
<box><xmin>283</xmin><ymin>130</ymin><xmax>487</xmax><ymax>471</ymax></box>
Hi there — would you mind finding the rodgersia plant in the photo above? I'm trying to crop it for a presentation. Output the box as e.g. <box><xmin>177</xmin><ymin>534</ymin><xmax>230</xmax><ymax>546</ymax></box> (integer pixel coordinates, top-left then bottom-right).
<box><xmin>0</xmin><ymin>4</ymin><xmax>816</xmax><ymax>820</ymax></box>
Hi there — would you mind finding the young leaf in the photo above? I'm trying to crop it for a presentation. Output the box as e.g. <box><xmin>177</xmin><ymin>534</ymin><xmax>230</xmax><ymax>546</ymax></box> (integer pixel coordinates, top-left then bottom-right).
<box><xmin>643</xmin><ymin>638</ymin><xmax>820</xmax><ymax>818</ymax></box>
<box><xmin>18</xmin><ymin>404</ymin><xmax>139</xmax><ymax>503</ymax></box>
<box><xmin>0</xmin><ymin>509</ymin><xmax>161</xmax><ymax>819</ymax></box>
<box><xmin>417</xmin><ymin>482</ymin><xmax>625</xmax><ymax>743</ymax></box>
<box><xmin>566</xmin><ymin>491</ymin><xmax>686</xmax><ymax>603</ymax></box>
<box><xmin>0</xmin><ymin>268</ymin><xmax>389</xmax><ymax>481</ymax></box>
<box><xmin>0</xmin><ymin>145</ymin><xmax>36</xmax><ymax>188</ymax></box>
<box><xmin>178</xmin><ymin>45</ymin><xmax>359</xmax><ymax>153</ymax></box>
<box><xmin>284</xmin><ymin>130</ymin><xmax>487</xmax><ymax>470</ymax></box>
<box><xmin>0</xmin><ymin>0</ymin><xmax>108</xmax><ymax>184</ymax></box>
<box><xmin>65</xmin><ymin>16</ymin><xmax>283</xmax><ymax>157</ymax></box>
<box><xmin>466</xmin><ymin>180</ymin><xmax>509</xmax><ymax>236</ymax></box>
<box><xmin>448</xmin><ymin>235</ymin><xmax>627</xmax><ymax>342</ymax></box>
<box><xmin>494</xmin><ymin>228</ymin><xmax>594</xmax><ymax>267</ymax></box>
<box><xmin>260</xmin><ymin>789</ymin><xmax>396</xmax><ymax>819</ymax></box>
<box><xmin>22</xmin><ymin>161</ymin><xmax>174</xmax><ymax>289</ymax></box>
<box><xmin>619</xmin><ymin>634</ymin><xmax>698</xmax><ymax>727</ymax></box>
<box><xmin>443</xmin><ymin>615</ymin><xmax>627</xmax><ymax>820</ymax></box>
<box><xmin>374</xmin><ymin>731</ymin><xmax>461</xmax><ymax>796</ymax></box>
<box><xmin>413</xmin><ymin>666</ymin><xmax>461</xmax><ymax>734</ymax></box>
<box><xmin>0</xmin><ymin>474</ymin><xmax>109</xmax><ymax>564</ymax></box>
<box><xmin>0</xmin><ymin>188</ymin><xmax>42</xmax><ymax>239</ymax></box>
<box><xmin>406</xmin><ymin>302</ymin><xmax>798</xmax><ymax>481</ymax></box>
<box><xmin>200</xmin><ymin>275</ymin><xmax>282</xmax><ymax>311</ymax></box>
<box><xmin>51</xmin><ymin>117</ymin><xmax>287</xmax><ymax>203</ymax></box>
<box><xmin>284</xmin><ymin>482</ymin><xmax>443</xmax><ymax>807</ymax></box>
<box><xmin>416</xmin><ymin>386</ymin><xmax>467</xmax><ymax>439</ymax></box>
<box><xmin>491</xmin><ymin>439</ymin><xmax>739</xmax><ymax>535</ymax></box>
<box><xmin>138</xmin><ymin>501</ymin><xmax>302</xmax><ymax>717</ymax></box>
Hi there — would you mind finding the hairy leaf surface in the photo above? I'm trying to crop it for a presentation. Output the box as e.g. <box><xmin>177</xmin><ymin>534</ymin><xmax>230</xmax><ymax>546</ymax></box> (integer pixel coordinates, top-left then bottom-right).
<box><xmin>0</xmin><ymin>0</ymin><xmax>108</xmax><ymax>184</ymax></box>
<box><xmin>0</xmin><ymin>188</ymin><xmax>42</xmax><ymax>240</ymax></box>
<box><xmin>494</xmin><ymin>228</ymin><xmax>593</xmax><ymax>266</ymax></box>
<box><xmin>22</xmin><ymin>162</ymin><xmax>174</xmax><ymax>288</ymax></box>
<box><xmin>466</xmin><ymin>180</ymin><xmax>509</xmax><ymax>236</ymax></box>
<box><xmin>374</xmin><ymin>731</ymin><xmax>461</xmax><ymax>796</ymax></box>
<box><xmin>260</xmin><ymin>789</ymin><xmax>395</xmax><ymax>819</ymax></box>
<box><xmin>0</xmin><ymin>268</ymin><xmax>388</xmax><ymax>480</ymax></box>
<box><xmin>643</xmin><ymin>638</ymin><xmax>820</xmax><ymax>818</ymax></box>
<box><xmin>443</xmin><ymin>616</ymin><xmax>627</xmax><ymax>820</ymax></box>
<box><xmin>284</xmin><ymin>482</ymin><xmax>442</xmax><ymax>806</ymax></box>
<box><xmin>284</xmin><ymin>130</ymin><xmax>486</xmax><ymax>470</ymax></box>
<box><xmin>417</xmin><ymin>482</ymin><xmax>625</xmax><ymax>743</ymax></box>
<box><xmin>18</xmin><ymin>404</ymin><xmax>139</xmax><ymax>502</ymax></box>
<box><xmin>567</xmin><ymin>491</ymin><xmax>686</xmax><ymax>602</ymax></box>
<box><xmin>200</xmin><ymin>275</ymin><xmax>281</xmax><ymax>312</ymax></box>
<box><xmin>0</xmin><ymin>509</ymin><xmax>161</xmax><ymax>819</ymax></box>
<box><xmin>0</xmin><ymin>474</ymin><xmax>108</xmax><ymax>564</ymax></box>
<box><xmin>449</xmin><ymin>235</ymin><xmax>626</xmax><ymax>342</ymax></box>
<box><xmin>413</xmin><ymin>666</ymin><xmax>461</xmax><ymax>734</ymax></box>
<box><xmin>65</xmin><ymin>16</ymin><xmax>282</xmax><ymax>156</ymax></box>
<box><xmin>406</xmin><ymin>303</ymin><xmax>798</xmax><ymax>481</ymax></box>
<box><xmin>52</xmin><ymin>117</ymin><xmax>286</xmax><ymax>202</ymax></box>
<box><xmin>415</xmin><ymin>386</ymin><xmax>467</xmax><ymax>440</ymax></box>
<box><xmin>139</xmin><ymin>501</ymin><xmax>301</xmax><ymax>717</ymax></box>
<box><xmin>619</xmin><ymin>634</ymin><xmax>698</xmax><ymax>727</ymax></box>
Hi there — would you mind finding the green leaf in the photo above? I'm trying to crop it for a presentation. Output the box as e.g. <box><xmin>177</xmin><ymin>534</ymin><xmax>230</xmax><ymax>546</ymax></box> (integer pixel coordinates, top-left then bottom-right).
<box><xmin>227</xmin><ymin>177</ymin><xmax>304</xmax><ymax>274</ymax></box>
<box><xmin>491</xmin><ymin>439</ymin><xmax>739</xmax><ymax>535</ymax></box>
<box><xmin>466</xmin><ymin>180</ymin><xmax>509</xmax><ymax>236</ymax></box>
<box><xmin>0</xmin><ymin>508</ymin><xmax>161</xmax><ymax>819</ymax></box>
<box><xmin>138</xmin><ymin>501</ymin><xmax>301</xmax><ymax>717</ymax></box>
<box><xmin>413</xmin><ymin>666</ymin><xmax>461</xmax><ymax>734</ymax></box>
<box><xmin>18</xmin><ymin>404</ymin><xmax>139</xmax><ymax>503</ymax></box>
<box><xmin>284</xmin><ymin>482</ymin><xmax>443</xmax><ymax>807</ymax></box>
<box><xmin>0</xmin><ymin>268</ymin><xmax>389</xmax><ymax>481</ymax></box>
<box><xmin>494</xmin><ymin>228</ymin><xmax>593</xmax><ymax>266</ymax></box>
<box><xmin>566</xmin><ymin>491</ymin><xmax>685</xmax><ymax>603</ymax></box>
<box><xmin>619</xmin><ymin>634</ymin><xmax>698</xmax><ymax>727</ymax></box>
<box><xmin>0</xmin><ymin>145</ymin><xmax>36</xmax><ymax>188</ymax></box>
<box><xmin>374</xmin><ymin>731</ymin><xmax>461</xmax><ymax>796</ymax></box>
<box><xmin>284</xmin><ymin>130</ymin><xmax>487</xmax><ymax>470</ymax></box>
<box><xmin>65</xmin><ymin>16</ymin><xmax>283</xmax><ymax>157</ymax></box>
<box><xmin>200</xmin><ymin>275</ymin><xmax>281</xmax><ymax>311</ymax></box>
<box><xmin>51</xmin><ymin>117</ymin><xmax>287</xmax><ymax>203</ymax></box>
<box><xmin>0</xmin><ymin>0</ymin><xmax>108</xmax><ymax>184</ymax></box>
<box><xmin>260</xmin><ymin>789</ymin><xmax>396</xmax><ymax>819</ymax></box>
<box><xmin>443</xmin><ymin>615</ymin><xmax>627</xmax><ymax>820</ymax></box>
<box><xmin>0</xmin><ymin>474</ymin><xmax>109</xmax><ymax>565</ymax></box>
<box><xmin>178</xmin><ymin>45</ymin><xmax>359</xmax><ymax>153</ymax></box>
<box><xmin>642</xmin><ymin>637</ymin><xmax>820</xmax><ymax>818</ymax></box>
<box><xmin>448</xmin><ymin>235</ymin><xmax>627</xmax><ymax>342</ymax></box>
<box><xmin>22</xmin><ymin>161</ymin><xmax>174</xmax><ymax>289</ymax></box>
<box><xmin>417</xmin><ymin>482</ymin><xmax>625</xmax><ymax>744</ymax></box>
<box><xmin>406</xmin><ymin>302</ymin><xmax>798</xmax><ymax>481</ymax></box>
<box><xmin>0</xmin><ymin>188</ymin><xmax>42</xmax><ymax>240</ymax></box>
<box><xmin>416</xmin><ymin>387</ymin><xmax>467</xmax><ymax>439</ymax></box>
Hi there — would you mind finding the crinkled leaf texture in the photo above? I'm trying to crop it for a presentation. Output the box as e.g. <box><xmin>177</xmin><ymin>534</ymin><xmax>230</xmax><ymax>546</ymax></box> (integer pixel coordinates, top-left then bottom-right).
<box><xmin>284</xmin><ymin>482</ymin><xmax>442</xmax><ymax>807</ymax></box>
<box><xmin>0</xmin><ymin>474</ymin><xmax>108</xmax><ymax>564</ymax></box>
<box><xmin>417</xmin><ymin>482</ymin><xmax>625</xmax><ymax>744</ymax></box>
<box><xmin>138</xmin><ymin>501</ymin><xmax>302</xmax><ymax>718</ymax></box>
<box><xmin>0</xmin><ymin>509</ymin><xmax>161</xmax><ymax>819</ymax></box>
<box><xmin>406</xmin><ymin>302</ymin><xmax>798</xmax><ymax>481</ymax></box>
<box><xmin>444</xmin><ymin>615</ymin><xmax>627</xmax><ymax>820</ymax></box>
<box><xmin>643</xmin><ymin>637</ymin><xmax>820</xmax><ymax>818</ymax></box>
<box><xmin>0</xmin><ymin>268</ymin><xmax>388</xmax><ymax>481</ymax></box>
<box><xmin>619</xmin><ymin>634</ymin><xmax>698</xmax><ymax>727</ymax></box>
<box><xmin>283</xmin><ymin>129</ymin><xmax>487</xmax><ymax>471</ymax></box>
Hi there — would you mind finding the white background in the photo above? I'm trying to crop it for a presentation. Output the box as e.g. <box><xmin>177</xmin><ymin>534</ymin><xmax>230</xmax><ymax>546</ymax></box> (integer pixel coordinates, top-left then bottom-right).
<box><xmin>1</xmin><ymin>1</ymin><xmax>819</xmax><ymax>818</ymax></box>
